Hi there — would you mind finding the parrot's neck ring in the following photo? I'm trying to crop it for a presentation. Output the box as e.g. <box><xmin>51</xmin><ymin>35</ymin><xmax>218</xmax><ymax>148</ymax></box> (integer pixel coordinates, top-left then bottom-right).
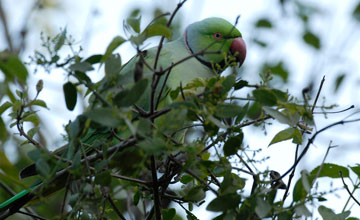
<box><xmin>184</xmin><ymin>29</ymin><xmax>225</xmax><ymax>73</ymax></box>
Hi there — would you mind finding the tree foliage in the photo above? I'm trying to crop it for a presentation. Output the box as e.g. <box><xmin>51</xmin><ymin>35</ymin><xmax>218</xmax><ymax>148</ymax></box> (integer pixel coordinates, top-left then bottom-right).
<box><xmin>1</xmin><ymin>1</ymin><xmax>360</xmax><ymax>220</ymax></box>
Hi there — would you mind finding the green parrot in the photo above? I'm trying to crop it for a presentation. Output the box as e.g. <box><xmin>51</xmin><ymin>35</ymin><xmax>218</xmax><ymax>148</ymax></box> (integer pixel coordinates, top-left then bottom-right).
<box><xmin>0</xmin><ymin>17</ymin><xmax>246</xmax><ymax>218</ymax></box>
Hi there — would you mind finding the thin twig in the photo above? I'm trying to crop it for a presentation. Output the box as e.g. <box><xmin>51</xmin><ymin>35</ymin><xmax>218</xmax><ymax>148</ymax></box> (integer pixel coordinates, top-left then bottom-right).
<box><xmin>107</xmin><ymin>194</ymin><xmax>126</xmax><ymax>220</ymax></box>
<box><xmin>275</xmin><ymin>118</ymin><xmax>360</xmax><ymax>185</ymax></box>
<box><xmin>153</xmin><ymin>0</ymin><xmax>187</xmax><ymax>70</ymax></box>
<box><xmin>0</xmin><ymin>2</ymin><xmax>14</xmax><ymax>52</ymax></box>
<box><xmin>111</xmin><ymin>173</ymin><xmax>151</xmax><ymax>186</ymax></box>
<box><xmin>339</xmin><ymin>171</ymin><xmax>360</xmax><ymax>207</ymax></box>
<box><xmin>282</xmin><ymin>76</ymin><xmax>326</xmax><ymax>203</ymax></box>
<box><xmin>169</xmin><ymin>156</ymin><xmax>218</xmax><ymax>196</ymax></box>
<box><xmin>150</xmin><ymin>155</ymin><xmax>161</xmax><ymax>220</ymax></box>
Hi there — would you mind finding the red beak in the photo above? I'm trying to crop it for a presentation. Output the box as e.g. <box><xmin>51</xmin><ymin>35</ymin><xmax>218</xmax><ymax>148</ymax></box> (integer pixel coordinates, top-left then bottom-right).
<box><xmin>230</xmin><ymin>37</ymin><xmax>246</xmax><ymax>67</ymax></box>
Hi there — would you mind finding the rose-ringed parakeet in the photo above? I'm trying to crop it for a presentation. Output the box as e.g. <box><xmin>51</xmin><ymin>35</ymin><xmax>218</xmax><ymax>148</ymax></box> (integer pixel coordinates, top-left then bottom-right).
<box><xmin>0</xmin><ymin>17</ymin><xmax>246</xmax><ymax>218</ymax></box>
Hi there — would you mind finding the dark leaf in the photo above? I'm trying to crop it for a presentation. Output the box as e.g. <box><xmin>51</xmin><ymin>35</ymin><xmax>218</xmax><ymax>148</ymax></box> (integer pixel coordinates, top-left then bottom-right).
<box><xmin>94</xmin><ymin>171</ymin><xmax>112</xmax><ymax>186</ymax></box>
<box><xmin>137</xmin><ymin>137</ymin><xmax>166</xmax><ymax>156</ymax></box>
<box><xmin>144</xmin><ymin>23</ymin><xmax>172</xmax><ymax>39</ymax></box>
<box><xmin>127</xmin><ymin>16</ymin><xmax>141</xmax><ymax>33</ymax></box>
<box><xmin>184</xmin><ymin>186</ymin><xmax>205</xmax><ymax>202</ymax></box>
<box><xmin>214</xmin><ymin>104</ymin><xmax>246</xmax><ymax>119</ymax></box>
<box><xmin>35</xmin><ymin>158</ymin><xmax>51</xmax><ymax>177</ymax></box>
<box><xmin>255</xmin><ymin>18</ymin><xmax>273</xmax><ymax>28</ymax></box>
<box><xmin>255</xmin><ymin>197</ymin><xmax>271</xmax><ymax>218</ymax></box>
<box><xmin>303</xmin><ymin>30</ymin><xmax>321</xmax><ymax>49</ymax></box>
<box><xmin>318</xmin><ymin>206</ymin><xmax>350</xmax><ymax>220</ymax></box>
<box><xmin>85</xmin><ymin>108</ymin><xmax>123</xmax><ymax>127</ymax></box>
<box><xmin>253</xmin><ymin>88</ymin><xmax>277</xmax><ymax>106</ymax></box>
<box><xmin>69</xmin><ymin>62</ymin><xmax>94</xmax><ymax>72</ymax></box>
<box><xmin>180</xmin><ymin>175</ymin><xmax>194</xmax><ymax>184</ymax></box>
<box><xmin>224</xmin><ymin>133</ymin><xmax>243</xmax><ymax>156</ymax></box>
<box><xmin>101</xmin><ymin>36</ymin><xmax>126</xmax><ymax>63</ymax></box>
<box><xmin>63</xmin><ymin>81</ymin><xmax>77</xmax><ymax>111</ymax></box>
<box><xmin>207</xmin><ymin>193</ymin><xmax>241</xmax><ymax>212</ymax></box>
<box><xmin>105</xmin><ymin>54</ymin><xmax>122</xmax><ymax>76</ymax></box>
<box><xmin>113</xmin><ymin>79</ymin><xmax>148</xmax><ymax>107</ymax></box>
<box><xmin>353</xmin><ymin>2</ymin><xmax>360</xmax><ymax>22</ymax></box>
<box><xmin>0</xmin><ymin>101</ymin><xmax>12</xmax><ymax>115</ymax></box>
<box><xmin>247</xmin><ymin>102</ymin><xmax>262</xmax><ymax>120</ymax></box>
<box><xmin>54</xmin><ymin>28</ymin><xmax>67</xmax><ymax>51</ymax></box>
<box><xmin>234</xmin><ymin>80</ymin><xmax>248</xmax><ymax>90</ymax></box>
<box><xmin>84</xmin><ymin>54</ymin><xmax>103</xmax><ymax>64</ymax></box>
<box><xmin>269</xmin><ymin>127</ymin><xmax>302</xmax><ymax>146</ymax></box>
<box><xmin>162</xmin><ymin>208</ymin><xmax>176</xmax><ymax>220</ymax></box>
<box><xmin>310</xmin><ymin>163</ymin><xmax>349</xmax><ymax>178</ymax></box>
<box><xmin>0</xmin><ymin>51</ymin><xmax>29</xmax><ymax>83</ymax></box>
<box><xmin>334</xmin><ymin>73</ymin><xmax>346</xmax><ymax>93</ymax></box>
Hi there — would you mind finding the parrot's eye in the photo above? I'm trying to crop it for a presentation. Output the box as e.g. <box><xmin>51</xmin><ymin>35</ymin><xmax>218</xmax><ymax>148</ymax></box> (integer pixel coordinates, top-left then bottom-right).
<box><xmin>213</xmin><ymin>32</ymin><xmax>223</xmax><ymax>40</ymax></box>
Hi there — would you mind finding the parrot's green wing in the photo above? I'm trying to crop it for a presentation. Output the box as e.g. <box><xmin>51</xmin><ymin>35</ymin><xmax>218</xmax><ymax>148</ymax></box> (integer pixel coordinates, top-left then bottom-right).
<box><xmin>0</xmin><ymin>17</ymin><xmax>246</xmax><ymax>218</ymax></box>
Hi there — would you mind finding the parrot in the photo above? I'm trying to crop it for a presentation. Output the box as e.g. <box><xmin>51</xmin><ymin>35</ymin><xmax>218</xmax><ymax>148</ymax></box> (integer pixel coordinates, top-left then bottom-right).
<box><xmin>0</xmin><ymin>17</ymin><xmax>246</xmax><ymax>218</ymax></box>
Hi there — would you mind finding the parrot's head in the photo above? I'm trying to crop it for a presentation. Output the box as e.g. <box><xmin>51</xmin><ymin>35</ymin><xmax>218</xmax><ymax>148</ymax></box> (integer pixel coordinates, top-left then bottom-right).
<box><xmin>185</xmin><ymin>17</ymin><xmax>246</xmax><ymax>72</ymax></box>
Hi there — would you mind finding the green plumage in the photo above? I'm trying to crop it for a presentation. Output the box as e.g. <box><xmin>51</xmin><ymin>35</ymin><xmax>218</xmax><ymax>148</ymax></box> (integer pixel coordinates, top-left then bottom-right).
<box><xmin>0</xmin><ymin>17</ymin><xmax>246</xmax><ymax>218</ymax></box>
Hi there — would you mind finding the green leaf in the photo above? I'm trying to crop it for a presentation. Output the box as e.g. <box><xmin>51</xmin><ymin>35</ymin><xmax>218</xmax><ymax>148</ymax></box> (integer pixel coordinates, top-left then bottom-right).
<box><xmin>69</xmin><ymin>62</ymin><xmax>94</xmax><ymax>72</ymax></box>
<box><xmin>263</xmin><ymin>62</ymin><xmax>288</xmax><ymax>82</ymax></box>
<box><xmin>214</xmin><ymin>104</ymin><xmax>246</xmax><ymax>119</ymax></box>
<box><xmin>221</xmin><ymin>74</ymin><xmax>236</xmax><ymax>94</ymax></box>
<box><xmin>27</xmin><ymin>127</ymin><xmax>40</xmax><ymax>138</ymax></box>
<box><xmin>28</xmin><ymin>149</ymin><xmax>43</xmax><ymax>161</ymax></box>
<box><xmin>184</xmin><ymin>186</ymin><xmax>205</xmax><ymax>202</ymax></box>
<box><xmin>255</xmin><ymin>18</ymin><xmax>273</xmax><ymax>28</ymax></box>
<box><xmin>23</xmin><ymin>113</ymin><xmax>40</xmax><ymax>126</ymax></box>
<box><xmin>180</xmin><ymin>175</ymin><xmax>194</xmax><ymax>184</ymax></box>
<box><xmin>269</xmin><ymin>127</ymin><xmax>302</xmax><ymax>146</ymax></box>
<box><xmin>220</xmin><ymin>173</ymin><xmax>245</xmax><ymax>194</ymax></box>
<box><xmin>234</xmin><ymin>80</ymin><xmax>248</xmax><ymax>90</ymax></box>
<box><xmin>54</xmin><ymin>28</ymin><xmax>67</xmax><ymax>51</ymax></box>
<box><xmin>101</xmin><ymin>36</ymin><xmax>126</xmax><ymax>63</ymax></box>
<box><xmin>35</xmin><ymin>158</ymin><xmax>51</xmax><ymax>177</ymax></box>
<box><xmin>105</xmin><ymin>54</ymin><xmax>122</xmax><ymax>76</ymax></box>
<box><xmin>74</xmin><ymin>71</ymin><xmax>92</xmax><ymax>84</ymax></box>
<box><xmin>224</xmin><ymin>133</ymin><xmax>243</xmax><ymax>156</ymax></box>
<box><xmin>310</xmin><ymin>163</ymin><xmax>349</xmax><ymax>178</ymax></box>
<box><xmin>318</xmin><ymin>205</ymin><xmax>350</xmax><ymax>220</ymax></box>
<box><xmin>0</xmin><ymin>51</ymin><xmax>29</xmax><ymax>83</ymax></box>
<box><xmin>30</xmin><ymin>99</ymin><xmax>48</xmax><ymax>109</ymax></box>
<box><xmin>253</xmin><ymin>88</ymin><xmax>277</xmax><ymax>106</ymax></box>
<box><xmin>162</xmin><ymin>208</ymin><xmax>176</xmax><ymax>220</ymax></box>
<box><xmin>334</xmin><ymin>73</ymin><xmax>346</xmax><ymax>93</ymax></box>
<box><xmin>127</xmin><ymin>16</ymin><xmax>141</xmax><ymax>33</ymax></box>
<box><xmin>84</xmin><ymin>54</ymin><xmax>103</xmax><ymax>64</ymax></box>
<box><xmin>0</xmin><ymin>151</ymin><xmax>18</xmax><ymax>178</ymax></box>
<box><xmin>137</xmin><ymin>137</ymin><xmax>166</xmax><ymax>156</ymax></box>
<box><xmin>144</xmin><ymin>24</ymin><xmax>172</xmax><ymax>39</ymax></box>
<box><xmin>113</xmin><ymin>79</ymin><xmax>148</xmax><ymax>107</ymax></box>
<box><xmin>353</xmin><ymin>2</ymin><xmax>360</xmax><ymax>22</ymax></box>
<box><xmin>0</xmin><ymin>101</ymin><xmax>12</xmax><ymax>115</ymax></box>
<box><xmin>303</xmin><ymin>30</ymin><xmax>321</xmax><ymax>49</ymax></box>
<box><xmin>294</xmin><ymin>204</ymin><xmax>311</xmax><ymax>217</ymax></box>
<box><xmin>247</xmin><ymin>102</ymin><xmax>262</xmax><ymax>120</ymax></box>
<box><xmin>94</xmin><ymin>171</ymin><xmax>112</xmax><ymax>186</ymax></box>
<box><xmin>63</xmin><ymin>82</ymin><xmax>77</xmax><ymax>111</ymax></box>
<box><xmin>350</xmin><ymin>165</ymin><xmax>360</xmax><ymax>178</ymax></box>
<box><xmin>207</xmin><ymin>193</ymin><xmax>241</xmax><ymax>212</ymax></box>
<box><xmin>85</xmin><ymin>108</ymin><xmax>123</xmax><ymax>127</ymax></box>
<box><xmin>263</xmin><ymin>107</ymin><xmax>295</xmax><ymax>126</ymax></box>
<box><xmin>0</xmin><ymin>117</ymin><xmax>7</xmax><ymax>142</ymax></box>
<box><xmin>255</xmin><ymin>197</ymin><xmax>271</xmax><ymax>218</ymax></box>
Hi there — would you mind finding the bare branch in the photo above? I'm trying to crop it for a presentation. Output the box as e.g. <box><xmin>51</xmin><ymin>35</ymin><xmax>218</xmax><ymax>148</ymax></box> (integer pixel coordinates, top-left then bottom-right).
<box><xmin>340</xmin><ymin>171</ymin><xmax>360</xmax><ymax>207</ymax></box>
